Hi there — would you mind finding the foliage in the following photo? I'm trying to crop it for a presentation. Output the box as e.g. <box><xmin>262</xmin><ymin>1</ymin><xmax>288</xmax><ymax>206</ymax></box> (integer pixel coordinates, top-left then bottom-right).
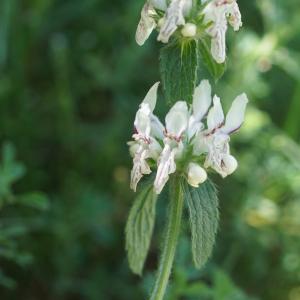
<box><xmin>183</xmin><ymin>179</ymin><xmax>219</xmax><ymax>269</ymax></box>
<box><xmin>160</xmin><ymin>40</ymin><xmax>199</xmax><ymax>105</ymax></box>
<box><xmin>126</xmin><ymin>178</ymin><xmax>158</xmax><ymax>275</ymax></box>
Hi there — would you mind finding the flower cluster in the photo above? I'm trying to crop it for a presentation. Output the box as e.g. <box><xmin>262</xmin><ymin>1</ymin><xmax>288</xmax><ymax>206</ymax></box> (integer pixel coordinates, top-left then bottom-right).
<box><xmin>136</xmin><ymin>0</ymin><xmax>242</xmax><ymax>64</ymax></box>
<box><xmin>128</xmin><ymin>80</ymin><xmax>248</xmax><ymax>194</ymax></box>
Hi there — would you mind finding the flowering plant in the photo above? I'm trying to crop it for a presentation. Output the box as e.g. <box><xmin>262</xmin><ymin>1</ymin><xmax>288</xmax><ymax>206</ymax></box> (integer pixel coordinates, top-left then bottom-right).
<box><xmin>125</xmin><ymin>1</ymin><xmax>248</xmax><ymax>299</ymax></box>
<box><xmin>129</xmin><ymin>80</ymin><xmax>248</xmax><ymax>194</ymax></box>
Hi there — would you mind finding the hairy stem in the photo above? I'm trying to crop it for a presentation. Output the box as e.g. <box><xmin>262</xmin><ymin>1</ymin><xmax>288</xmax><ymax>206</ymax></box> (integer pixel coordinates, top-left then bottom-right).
<box><xmin>149</xmin><ymin>175</ymin><xmax>184</xmax><ymax>300</ymax></box>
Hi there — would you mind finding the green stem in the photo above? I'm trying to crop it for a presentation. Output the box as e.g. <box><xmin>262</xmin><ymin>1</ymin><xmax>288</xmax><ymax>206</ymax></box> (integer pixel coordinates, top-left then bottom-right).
<box><xmin>150</xmin><ymin>175</ymin><xmax>184</xmax><ymax>300</ymax></box>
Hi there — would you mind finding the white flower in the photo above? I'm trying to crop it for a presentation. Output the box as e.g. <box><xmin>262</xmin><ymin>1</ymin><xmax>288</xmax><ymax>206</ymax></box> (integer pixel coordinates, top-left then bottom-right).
<box><xmin>194</xmin><ymin>92</ymin><xmax>248</xmax><ymax>177</ymax></box>
<box><xmin>136</xmin><ymin>0</ymin><xmax>193</xmax><ymax>45</ymax></box>
<box><xmin>203</xmin><ymin>0</ymin><xmax>242</xmax><ymax>63</ymax></box>
<box><xmin>128</xmin><ymin>79</ymin><xmax>248</xmax><ymax>193</ymax></box>
<box><xmin>136</xmin><ymin>2</ymin><xmax>157</xmax><ymax>46</ymax></box>
<box><xmin>153</xmin><ymin>80</ymin><xmax>213</xmax><ymax>193</ymax></box>
<box><xmin>129</xmin><ymin>82</ymin><xmax>163</xmax><ymax>191</ymax></box>
<box><xmin>188</xmin><ymin>79</ymin><xmax>212</xmax><ymax>140</ymax></box>
<box><xmin>187</xmin><ymin>163</ymin><xmax>207</xmax><ymax>187</ymax></box>
<box><xmin>154</xmin><ymin>101</ymin><xmax>189</xmax><ymax>193</ymax></box>
<box><xmin>157</xmin><ymin>0</ymin><xmax>192</xmax><ymax>43</ymax></box>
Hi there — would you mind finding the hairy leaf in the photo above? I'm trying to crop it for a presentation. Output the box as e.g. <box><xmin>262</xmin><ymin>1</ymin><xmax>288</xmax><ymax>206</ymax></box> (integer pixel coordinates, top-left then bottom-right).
<box><xmin>198</xmin><ymin>38</ymin><xmax>226</xmax><ymax>81</ymax></box>
<box><xmin>160</xmin><ymin>40</ymin><xmax>198</xmax><ymax>105</ymax></box>
<box><xmin>125</xmin><ymin>180</ymin><xmax>158</xmax><ymax>275</ymax></box>
<box><xmin>182</xmin><ymin>179</ymin><xmax>219</xmax><ymax>269</ymax></box>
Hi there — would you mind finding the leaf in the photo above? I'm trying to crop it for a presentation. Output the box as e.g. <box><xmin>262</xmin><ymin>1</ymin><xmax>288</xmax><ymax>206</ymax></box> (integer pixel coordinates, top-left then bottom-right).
<box><xmin>160</xmin><ymin>40</ymin><xmax>198</xmax><ymax>105</ymax></box>
<box><xmin>182</xmin><ymin>179</ymin><xmax>219</xmax><ymax>269</ymax></box>
<box><xmin>18</xmin><ymin>192</ymin><xmax>50</xmax><ymax>210</ymax></box>
<box><xmin>0</xmin><ymin>142</ymin><xmax>26</xmax><ymax>198</ymax></box>
<box><xmin>125</xmin><ymin>179</ymin><xmax>158</xmax><ymax>275</ymax></box>
<box><xmin>198</xmin><ymin>38</ymin><xmax>226</xmax><ymax>81</ymax></box>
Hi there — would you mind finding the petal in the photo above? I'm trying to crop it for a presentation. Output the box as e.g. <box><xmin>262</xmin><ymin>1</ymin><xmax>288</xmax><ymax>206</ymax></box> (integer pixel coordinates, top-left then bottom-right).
<box><xmin>148</xmin><ymin>138</ymin><xmax>162</xmax><ymax>159</ymax></box>
<box><xmin>154</xmin><ymin>144</ymin><xmax>177</xmax><ymax>194</ymax></box>
<box><xmin>150</xmin><ymin>0</ymin><xmax>168</xmax><ymax>11</ymax></box>
<box><xmin>130</xmin><ymin>147</ymin><xmax>152</xmax><ymax>191</ymax></box>
<box><xmin>193</xmin><ymin>131</ymin><xmax>208</xmax><ymax>155</ymax></box>
<box><xmin>222</xmin><ymin>93</ymin><xmax>248</xmax><ymax>134</ymax></box>
<box><xmin>207</xmin><ymin>95</ymin><xmax>224</xmax><ymax>131</ymax></box>
<box><xmin>222</xmin><ymin>154</ymin><xmax>238</xmax><ymax>175</ymax></box>
<box><xmin>187</xmin><ymin>116</ymin><xmax>204</xmax><ymax>140</ymax></box>
<box><xmin>150</xmin><ymin>115</ymin><xmax>165</xmax><ymax>140</ymax></box>
<box><xmin>203</xmin><ymin>133</ymin><xmax>230</xmax><ymax>177</ymax></box>
<box><xmin>226</xmin><ymin>1</ymin><xmax>242</xmax><ymax>31</ymax></box>
<box><xmin>210</xmin><ymin>27</ymin><xmax>227</xmax><ymax>64</ymax></box>
<box><xmin>165</xmin><ymin>101</ymin><xmax>189</xmax><ymax>137</ymax></box>
<box><xmin>134</xmin><ymin>103</ymin><xmax>152</xmax><ymax>137</ymax></box>
<box><xmin>192</xmin><ymin>80</ymin><xmax>212</xmax><ymax>122</ymax></box>
<box><xmin>143</xmin><ymin>82</ymin><xmax>160</xmax><ymax>112</ymax></box>
<box><xmin>157</xmin><ymin>0</ymin><xmax>186</xmax><ymax>43</ymax></box>
<box><xmin>135</xmin><ymin>2</ymin><xmax>157</xmax><ymax>46</ymax></box>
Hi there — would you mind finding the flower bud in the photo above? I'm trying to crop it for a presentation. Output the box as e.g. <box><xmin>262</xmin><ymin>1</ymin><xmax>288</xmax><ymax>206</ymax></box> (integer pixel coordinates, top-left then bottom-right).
<box><xmin>128</xmin><ymin>142</ymin><xmax>139</xmax><ymax>157</ymax></box>
<box><xmin>158</xmin><ymin>17</ymin><xmax>165</xmax><ymax>28</ymax></box>
<box><xmin>187</xmin><ymin>163</ymin><xmax>207</xmax><ymax>187</ymax></box>
<box><xmin>181</xmin><ymin>23</ymin><xmax>197</xmax><ymax>38</ymax></box>
<box><xmin>222</xmin><ymin>155</ymin><xmax>238</xmax><ymax>175</ymax></box>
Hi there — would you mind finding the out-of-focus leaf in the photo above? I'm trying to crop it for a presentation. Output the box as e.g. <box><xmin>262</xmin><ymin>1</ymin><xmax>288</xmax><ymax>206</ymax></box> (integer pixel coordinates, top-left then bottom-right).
<box><xmin>182</xmin><ymin>179</ymin><xmax>219</xmax><ymax>269</ymax></box>
<box><xmin>125</xmin><ymin>179</ymin><xmax>158</xmax><ymax>275</ymax></box>
<box><xmin>0</xmin><ymin>269</ymin><xmax>16</xmax><ymax>289</ymax></box>
<box><xmin>18</xmin><ymin>192</ymin><xmax>50</xmax><ymax>211</ymax></box>
<box><xmin>160</xmin><ymin>40</ymin><xmax>198</xmax><ymax>105</ymax></box>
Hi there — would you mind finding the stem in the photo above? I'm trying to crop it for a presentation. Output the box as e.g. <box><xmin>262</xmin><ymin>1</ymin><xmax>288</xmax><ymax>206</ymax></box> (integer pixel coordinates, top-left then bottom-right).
<box><xmin>150</xmin><ymin>175</ymin><xmax>184</xmax><ymax>300</ymax></box>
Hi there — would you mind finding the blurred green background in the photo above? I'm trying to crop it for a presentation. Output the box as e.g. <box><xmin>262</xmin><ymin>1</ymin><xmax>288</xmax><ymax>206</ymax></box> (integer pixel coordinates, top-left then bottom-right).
<box><xmin>0</xmin><ymin>0</ymin><xmax>300</xmax><ymax>299</ymax></box>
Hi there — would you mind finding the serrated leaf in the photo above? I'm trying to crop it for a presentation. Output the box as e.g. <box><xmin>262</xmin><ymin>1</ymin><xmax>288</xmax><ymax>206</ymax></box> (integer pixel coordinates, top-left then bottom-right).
<box><xmin>182</xmin><ymin>179</ymin><xmax>219</xmax><ymax>269</ymax></box>
<box><xmin>198</xmin><ymin>38</ymin><xmax>226</xmax><ymax>81</ymax></box>
<box><xmin>160</xmin><ymin>40</ymin><xmax>198</xmax><ymax>105</ymax></box>
<box><xmin>125</xmin><ymin>180</ymin><xmax>158</xmax><ymax>275</ymax></box>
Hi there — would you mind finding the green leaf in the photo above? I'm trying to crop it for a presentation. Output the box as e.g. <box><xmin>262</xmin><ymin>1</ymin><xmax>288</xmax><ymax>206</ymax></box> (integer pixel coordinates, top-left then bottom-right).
<box><xmin>125</xmin><ymin>179</ymin><xmax>158</xmax><ymax>275</ymax></box>
<box><xmin>198</xmin><ymin>38</ymin><xmax>226</xmax><ymax>81</ymax></box>
<box><xmin>18</xmin><ymin>192</ymin><xmax>50</xmax><ymax>210</ymax></box>
<box><xmin>0</xmin><ymin>142</ymin><xmax>26</xmax><ymax>199</ymax></box>
<box><xmin>182</xmin><ymin>179</ymin><xmax>219</xmax><ymax>269</ymax></box>
<box><xmin>160</xmin><ymin>40</ymin><xmax>198</xmax><ymax>105</ymax></box>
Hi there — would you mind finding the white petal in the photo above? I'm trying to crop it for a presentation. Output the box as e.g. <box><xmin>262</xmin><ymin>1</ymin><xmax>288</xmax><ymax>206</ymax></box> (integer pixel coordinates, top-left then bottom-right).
<box><xmin>165</xmin><ymin>101</ymin><xmax>189</xmax><ymax>137</ymax></box>
<box><xmin>193</xmin><ymin>131</ymin><xmax>208</xmax><ymax>155</ymax></box>
<box><xmin>227</xmin><ymin>1</ymin><xmax>242</xmax><ymax>31</ymax></box>
<box><xmin>136</xmin><ymin>3</ymin><xmax>157</xmax><ymax>46</ymax></box>
<box><xmin>150</xmin><ymin>0</ymin><xmax>168</xmax><ymax>11</ymax></box>
<box><xmin>187</xmin><ymin>116</ymin><xmax>204</xmax><ymax>140</ymax></box>
<box><xmin>222</xmin><ymin>154</ymin><xmax>238</xmax><ymax>175</ymax></box>
<box><xmin>210</xmin><ymin>27</ymin><xmax>227</xmax><ymax>64</ymax></box>
<box><xmin>143</xmin><ymin>82</ymin><xmax>160</xmax><ymax>112</ymax></box>
<box><xmin>148</xmin><ymin>138</ymin><xmax>163</xmax><ymax>160</ymax></box>
<box><xmin>134</xmin><ymin>103</ymin><xmax>152</xmax><ymax>138</ymax></box>
<box><xmin>157</xmin><ymin>0</ymin><xmax>186</xmax><ymax>43</ymax></box>
<box><xmin>192</xmin><ymin>80</ymin><xmax>212</xmax><ymax>122</ymax></box>
<box><xmin>182</xmin><ymin>0</ymin><xmax>193</xmax><ymax>17</ymax></box>
<box><xmin>187</xmin><ymin>163</ymin><xmax>207</xmax><ymax>187</ymax></box>
<box><xmin>154</xmin><ymin>144</ymin><xmax>177</xmax><ymax>194</ymax></box>
<box><xmin>130</xmin><ymin>146</ymin><xmax>152</xmax><ymax>191</ymax></box>
<box><xmin>222</xmin><ymin>93</ymin><xmax>248</xmax><ymax>134</ymax></box>
<box><xmin>150</xmin><ymin>115</ymin><xmax>165</xmax><ymax>140</ymax></box>
<box><xmin>207</xmin><ymin>95</ymin><xmax>224</xmax><ymax>131</ymax></box>
<box><xmin>203</xmin><ymin>133</ymin><xmax>230</xmax><ymax>177</ymax></box>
